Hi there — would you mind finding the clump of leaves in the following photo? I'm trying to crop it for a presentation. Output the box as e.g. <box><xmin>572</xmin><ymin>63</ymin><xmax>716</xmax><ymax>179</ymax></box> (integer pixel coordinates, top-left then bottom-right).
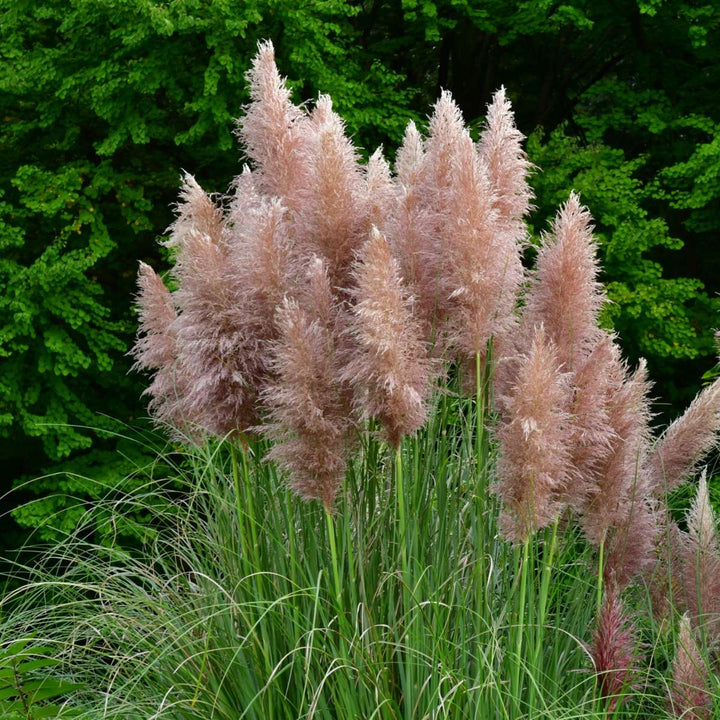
<box><xmin>0</xmin><ymin>638</ymin><xmax>81</xmax><ymax>718</ymax></box>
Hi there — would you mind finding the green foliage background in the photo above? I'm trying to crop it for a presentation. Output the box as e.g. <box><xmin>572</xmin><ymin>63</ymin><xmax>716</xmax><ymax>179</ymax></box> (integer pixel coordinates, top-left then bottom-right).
<box><xmin>1</xmin><ymin>0</ymin><xmax>718</xmax><ymax>542</ymax></box>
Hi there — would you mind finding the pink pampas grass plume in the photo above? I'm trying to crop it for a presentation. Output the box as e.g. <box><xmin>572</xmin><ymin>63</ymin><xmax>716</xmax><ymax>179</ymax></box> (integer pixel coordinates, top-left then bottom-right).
<box><xmin>647</xmin><ymin>378</ymin><xmax>720</xmax><ymax>494</ymax></box>
<box><xmin>294</xmin><ymin>94</ymin><xmax>368</xmax><ymax>285</ymax></box>
<box><xmin>227</xmin><ymin>195</ymin><xmax>294</xmax><ymax>376</ymax></box>
<box><xmin>580</xmin><ymin>358</ymin><xmax>656</xmax><ymax>586</ymax></box>
<box><xmin>366</xmin><ymin>147</ymin><xmax>395</xmax><ymax>234</ymax></box>
<box><xmin>263</xmin><ymin>295</ymin><xmax>354</xmax><ymax>508</ymax></box>
<box><xmin>410</xmin><ymin>92</ymin><xmax>468</xmax><ymax>334</ymax></box>
<box><xmin>493</xmin><ymin>324</ymin><xmax>573</xmax><ymax>542</ymax></box>
<box><xmin>423</xmin><ymin>91</ymin><xmax>467</xmax><ymax>203</ymax></box>
<box><xmin>589</xmin><ymin>579</ymin><xmax>644</xmax><ymax>712</ymax></box>
<box><xmin>170</xmin><ymin>176</ymin><xmax>257</xmax><ymax>436</ymax></box>
<box><xmin>678</xmin><ymin>469</ymin><xmax>720</xmax><ymax>638</ymax></box>
<box><xmin>164</xmin><ymin>172</ymin><xmax>227</xmax><ymax>250</ymax></box>
<box><xmin>563</xmin><ymin>333</ymin><xmax>621</xmax><ymax>511</ymax></box>
<box><xmin>237</xmin><ymin>40</ymin><xmax>311</xmax><ymax>207</ymax></box>
<box><xmin>442</xmin><ymin>130</ymin><xmax>524</xmax><ymax>360</ymax></box>
<box><xmin>391</xmin><ymin>121</ymin><xmax>439</xmax><ymax>338</ymax></box>
<box><xmin>341</xmin><ymin>228</ymin><xmax>433</xmax><ymax>448</ymax></box>
<box><xmin>132</xmin><ymin>263</ymin><xmax>189</xmax><ymax>432</ymax></box>
<box><xmin>580</xmin><ymin>359</ymin><xmax>652</xmax><ymax>545</ymax></box>
<box><xmin>522</xmin><ymin>193</ymin><xmax>605</xmax><ymax>373</ymax></box>
<box><xmin>668</xmin><ymin>614</ymin><xmax>712</xmax><ymax>720</ymax></box>
<box><xmin>478</xmin><ymin>87</ymin><xmax>533</xmax><ymax>238</ymax></box>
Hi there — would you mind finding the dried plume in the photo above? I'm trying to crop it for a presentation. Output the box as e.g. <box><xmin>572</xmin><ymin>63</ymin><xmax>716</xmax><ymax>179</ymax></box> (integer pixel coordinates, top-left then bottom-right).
<box><xmin>668</xmin><ymin>614</ymin><xmax>713</xmax><ymax>720</ymax></box>
<box><xmin>563</xmin><ymin>333</ymin><xmax>621</xmax><ymax>512</ymax></box>
<box><xmin>678</xmin><ymin>469</ymin><xmax>720</xmax><ymax>638</ymax></box>
<box><xmin>391</xmin><ymin>121</ymin><xmax>438</xmax><ymax>338</ymax></box>
<box><xmin>522</xmin><ymin>193</ymin><xmax>605</xmax><ymax>373</ymax></box>
<box><xmin>132</xmin><ymin>263</ymin><xmax>187</xmax><ymax>431</ymax></box>
<box><xmin>263</xmin><ymin>260</ymin><xmax>354</xmax><ymax>507</ymax></box>
<box><xmin>341</xmin><ymin>228</ymin><xmax>433</xmax><ymax>448</ymax></box>
<box><xmin>442</xmin><ymin>130</ymin><xmax>524</xmax><ymax>360</ymax></box>
<box><xmin>478</xmin><ymin>86</ymin><xmax>533</xmax><ymax>238</ymax></box>
<box><xmin>294</xmin><ymin>95</ymin><xmax>368</xmax><ymax>285</ymax></box>
<box><xmin>237</xmin><ymin>40</ymin><xmax>310</xmax><ymax>207</ymax></box>
<box><xmin>366</xmin><ymin>147</ymin><xmax>395</xmax><ymax>234</ymax></box>
<box><xmin>589</xmin><ymin>579</ymin><xmax>644</xmax><ymax>712</ymax></box>
<box><xmin>170</xmin><ymin>175</ymin><xmax>257</xmax><ymax>436</ymax></box>
<box><xmin>227</xmin><ymin>196</ymin><xmax>294</xmax><ymax>380</ymax></box>
<box><xmin>493</xmin><ymin>325</ymin><xmax>573</xmax><ymax>542</ymax></box>
<box><xmin>647</xmin><ymin>378</ymin><xmax>720</xmax><ymax>494</ymax></box>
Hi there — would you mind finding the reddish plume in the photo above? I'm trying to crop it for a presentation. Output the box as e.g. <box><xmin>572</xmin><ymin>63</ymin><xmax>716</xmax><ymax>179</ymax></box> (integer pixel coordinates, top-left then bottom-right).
<box><xmin>237</xmin><ymin>40</ymin><xmax>311</xmax><ymax>207</ymax></box>
<box><xmin>342</xmin><ymin>228</ymin><xmax>433</xmax><ymax>448</ymax></box>
<box><xmin>493</xmin><ymin>325</ymin><xmax>572</xmax><ymax>542</ymax></box>
<box><xmin>589</xmin><ymin>580</ymin><xmax>644</xmax><ymax>712</ymax></box>
<box><xmin>522</xmin><ymin>193</ymin><xmax>605</xmax><ymax>373</ymax></box>
<box><xmin>478</xmin><ymin>86</ymin><xmax>534</xmax><ymax>239</ymax></box>
<box><xmin>668</xmin><ymin>615</ymin><xmax>712</xmax><ymax>720</ymax></box>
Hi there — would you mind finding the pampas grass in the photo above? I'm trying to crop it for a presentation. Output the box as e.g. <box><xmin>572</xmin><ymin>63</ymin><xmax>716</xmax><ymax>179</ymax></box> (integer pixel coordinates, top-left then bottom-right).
<box><xmin>4</xmin><ymin>39</ymin><xmax>720</xmax><ymax>720</ymax></box>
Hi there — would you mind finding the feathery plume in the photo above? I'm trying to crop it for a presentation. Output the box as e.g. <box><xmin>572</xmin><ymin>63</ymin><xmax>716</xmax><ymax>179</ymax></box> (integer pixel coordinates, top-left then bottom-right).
<box><xmin>366</xmin><ymin>147</ymin><xmax>394</xmax><ymax>233</ymax></box>
<box><xmin>589</xmin><ymin>579</ymin><xmax>644</xmax><ymax>712</ymax></box>
<box><xmin>237</xmin><ymin>40</ymin><xmax>311</xmax><ymax>206</ymax></box>
<box><xmin>580</xmin><ymin>359</ymin><xmax>652</xmax><ymax>547</ymax></box>
<box><xmin>522</xmin><ymin>193</ymin><xmax>605</xmax><ymax>373</ymax></box>
<box><xmin>647</xmin><ymin>379</ymin><xmax>720</xmax><ymax>494</ymax></box>
<box><xmin>588</xmin><ymin>360</ymin><xmax>657</xmax><ymax>587</ymax></box>
<box><xmin>668</xmin><ymin>615</ymin><xmax>712</xmax><ymax>720</ymax></box>
<box><xmin>679</xmin><ymin>469</ymin><xmax>720</xmax><ymax>638</ymax></box>
<box><xmin>442</xmin><ymin>130</ymin><xmax>524</xmax><ymax>360</ymax></box>
<box><xmin>423</xmin><ymin>91</ymin><xmax>467</xmax><ymax>203</ymax></box>
<box><xmin>478</xmin><ymin>86</ymin><xmax>533</xmax><ymax>237</ymax></box>
<box><xmin>493</xmin><ymin>325</ymin><xmax>573</xmax><ymax>542</ymax></box>
<box><xmin>227</xmin><ymin>196</ymin><xmax>294</xmax><ymax>376</ymax></box>
<box><xmin>170</xmin><ymin>177</ymin><xmax>257</xmax><ymax>436</ymax></box>
<box><xmin>263</xmin><ymin>295</ymin><xmax>353</xmax><ymax>507</ymax></box>
<box><xmin>562</xmin><ymin>333</ymin><xmax>620</xmax><ymax>511</ymax></box>
<box><xmin>294</xmin><ymin>95</ymin><xmax>368</xmax><ymax>284</ymax></box>
<box><xmin>132</xmin><ymin>263</ymin><xmax>188</xmax><ymax>431</ymax></box>
<box><xmin>164</xmin><ymin>173</ymin><xmax>226</xmax><ymax>250</ymax></box>
<box><xmin>391</xmin><ymin>121</ymin><xmax>438</xmax><ymax>337</ymax></box>
<box><xmin>411</xmin><ymin>92</ymin><xmax>469</xmax><ymax>334</ymax></box>
<box><xmin>341</xmin><ymin>228</ymin><xmax>433</xmax><ymax>448</ymax></box>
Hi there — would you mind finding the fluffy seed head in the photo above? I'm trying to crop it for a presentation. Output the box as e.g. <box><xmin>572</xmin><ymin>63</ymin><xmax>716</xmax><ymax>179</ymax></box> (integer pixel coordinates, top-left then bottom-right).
<box><xmin>522</xmin><ymin>193</ymin><xmax>605</xmax><ymax>372</ymax></box>
<box><xmin>263</xmin><ymin>297</ymin><xmax>353</xmax><ymax>507</ymax></box>
<box><xmin>478</xmin><ymin>86</ymin><xmax>534</xmax><ymax>236</ymax></box>
<box><xmin>648</xmin><ymin>379</ymin><xmax>720</xmax><ymax>494</ymax></box>
<box><xmin>678</xmin><ymin>469</ymin><xmax>720</xmax><ymax>638</ymax></box>
<box><xmin>589</xmin><ymin>580</ymin><xmax>644</xmax><ymax>712</ymax></box>
<box><xmin>668</xmin><ymin>615</ymin><xmax>712</xmax><ymax>720</ymax></box>
<box><xmin>237</xmin><ymin>40</ymin><xmax>311</xmax><ymax>206</ymax></box>
<box><xmin>493</xmin><ymin>325</ymin><xmax>573</xmax><ymax>542</ymax></box>
<box><xmin>441</xmin><ymin>131</ymin><xmax>524</xmax><ymax>360</ymax></box>
<box><xmin>342</xmin><ymin>228</ymin><xmax>433</xmax><ymax>448</ymax></box>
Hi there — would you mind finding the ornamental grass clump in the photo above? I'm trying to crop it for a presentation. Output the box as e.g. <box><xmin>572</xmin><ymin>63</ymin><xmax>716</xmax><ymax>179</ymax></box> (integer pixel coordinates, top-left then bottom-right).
<box><xmin>15</xmin><ymin>38</ymin><xmax>716</xmax><ymax>718</ymax></box>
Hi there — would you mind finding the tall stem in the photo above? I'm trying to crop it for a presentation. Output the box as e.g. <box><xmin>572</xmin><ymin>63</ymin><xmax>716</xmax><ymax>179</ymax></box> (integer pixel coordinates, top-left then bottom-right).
<box><xmin>511</xmin><ymin>536</ymin><xmax>530</xmax><ymax>717</ymax></box>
